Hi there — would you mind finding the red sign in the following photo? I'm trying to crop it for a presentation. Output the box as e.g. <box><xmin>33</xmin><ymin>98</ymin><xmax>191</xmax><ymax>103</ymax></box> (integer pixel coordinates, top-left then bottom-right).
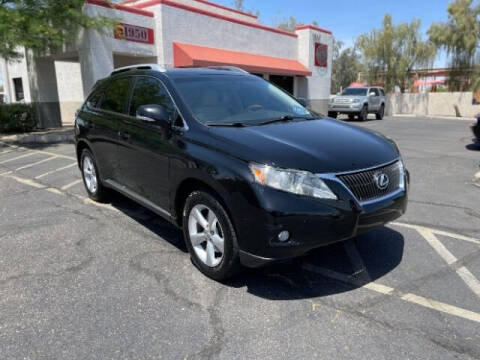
<box><xmin>114</xmin><ymin>23</ymin><xmax>154</xmax><ymax>45</ymax></box>
<box><xmin>314</xmin><ymin>43</ymin><xmax>328</xmax><ymax>68</ymax></box>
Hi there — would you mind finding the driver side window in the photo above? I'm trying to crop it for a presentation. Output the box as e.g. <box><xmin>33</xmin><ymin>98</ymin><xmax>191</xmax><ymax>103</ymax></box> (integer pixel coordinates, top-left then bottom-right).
<box><xmin>129</xmin><ymin>77</ymin><xmax>175</xmax><ymax>118</ymax></box>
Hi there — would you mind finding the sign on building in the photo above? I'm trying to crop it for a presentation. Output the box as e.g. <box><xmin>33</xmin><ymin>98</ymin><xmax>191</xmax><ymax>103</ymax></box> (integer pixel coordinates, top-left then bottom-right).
<box><xmin>114</xmin><ymin>23</ymin><xmax>154</xmax><ymax>45</ymax></box>
<box><xmin>314</xmin><ymin>43</ymin><xmax>328</xmax><ymax>68</ymax></box>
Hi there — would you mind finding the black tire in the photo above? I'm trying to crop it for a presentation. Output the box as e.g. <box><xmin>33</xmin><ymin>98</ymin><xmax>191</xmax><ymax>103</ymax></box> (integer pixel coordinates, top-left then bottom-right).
<box><xmin>348</xmin><ymin>114</ymin><xmax>355</xmax><ymax>121</ymax></box>
<box><xmin>182</xmin><ymin>190</ymin><xmax>242</xmax><ymax>280</ymax></box>
<box><xmin>358</xmin><ymin>105</ymin><xmax>368</xmax><ymax>121</ymax></box>
<box><xmin>328</xmin><ymin>111</ymin><xmax>338</xmax><ymax>119</ymax></box>
<box><xmin>376</xmin><ymin>104</ymin><xmax>385</xmax><ymax>120</ymax></box>
<box><xmin>80</xmin><ymin>149</ymin><xmax>108</xmax><ymax>202</ymax></box>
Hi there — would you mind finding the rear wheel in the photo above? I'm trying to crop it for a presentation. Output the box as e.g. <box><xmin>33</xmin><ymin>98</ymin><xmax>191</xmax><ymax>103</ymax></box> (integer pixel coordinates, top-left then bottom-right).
<box><xmin>348</xmin><ymin>114</ymin><xmax>355</xmax><ymax>121</ymax></box>
<box><xmin>376</xmin><ymin>104</ymin><xmax>385</xmax><ymax>120</ymax></box>
<box><xmin>182</xmin><ymin>190</ymin><xmax>241</xmax><ymax>280</ymax></box>
<box><xmin>328</xmin><ymin>111</ymin><xmax>338</xmax><ymax>119</ymax></box>
<box><xmin>358</xmin><ymin>105</ymin><xmax>368</xmax><ymax>121</ymax></box>
<box><xmin>80</xmin><ymin>149</ymin><xmax>108</xmax><ymax>202</ymax></box>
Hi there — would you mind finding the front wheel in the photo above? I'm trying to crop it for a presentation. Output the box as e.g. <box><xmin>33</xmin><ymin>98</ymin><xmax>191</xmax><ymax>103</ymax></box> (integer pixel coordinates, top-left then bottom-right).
<box><xmin>358</xmin><ymin>105</ymin><xmax>368</xmax><ymax>121</ymax></box>
<box><xmin>376</xmin><ymin>104</ymin><xmax>385</xmax><ymax>120</ymax></box>
<box><xmin>182</xmin><ymin>190</ymin><xmax>241</xmax><ymax>280</ymax></box>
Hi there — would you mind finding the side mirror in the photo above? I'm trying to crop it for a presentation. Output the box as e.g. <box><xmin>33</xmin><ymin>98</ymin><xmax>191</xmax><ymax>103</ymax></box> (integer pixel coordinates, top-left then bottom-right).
<box><xmin>136</xmin><ymin>104</ymin><xmax>170</xmax><ymax>125</ymax></box>
<box><xmin>369</xmin><ymin>92</ymin><xmax>376</xmax><ymax>97</ymax></box>
<box><xmin>296</xmin><ymin>97</ymin><xmax>308</xmax><ymax>107</ymax></box>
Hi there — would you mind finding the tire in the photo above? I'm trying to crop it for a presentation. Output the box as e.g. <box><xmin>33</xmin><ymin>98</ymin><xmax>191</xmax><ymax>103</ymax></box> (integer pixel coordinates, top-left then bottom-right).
<box><xmin>80</xmin><ymin>148</ymin><xmax>108</xmax><ymax>202</ymax></box>
<box><xmin>328</xmin><ymin>111</ymin><xmax>338</xmax><ymax>119</ymax></box>
<box><xmin>348</xmin><ymin>114</ymin><xmax>355</xmax><ymax>121</ymax></box>
<box><xmin>182</xmin><ymin>190</ymin><xmax>241</xmax><ymax>280</ymax></box>
<box><xmin>376</xmin><ymin>104</ymin><xmax>385</xmax><ymax>120</ymax></box>
<box><xmin>358</xmin><ymin>105</ymin><xmax>368</xmax><ymax>121</ymax></box>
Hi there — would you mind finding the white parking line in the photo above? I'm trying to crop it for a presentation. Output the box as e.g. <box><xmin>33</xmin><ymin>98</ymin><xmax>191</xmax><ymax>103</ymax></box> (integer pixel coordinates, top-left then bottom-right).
<box><xmin>305</xmin><ymin>262</ymin><xmax>480</xmax><ymax>324</ymax></box>
<box><xmin>392</xmin><ymin>221</ymin><xmax>480</xmax><ymax>245</ymax></box>
<box><xmin>0</xmin><ymin>149</ymin><xmax>15</xmax><ymax>155</ymax></box>
<box><xmin>0</xmin><ymin>151</ymin><xmax>38</xmax><ymax>165</ymax></box>
<box><xmin>35</xmin><ymin>162</ymin><xmax>77</xmax><ymax>179</ymax></box>
<box><xmin>0</xmin><ymin>141</ymin><xmax>76</xmax><ymax>161</ymax></box>
<box><xmin>417</xmin><ymin>228</ymin><xmax>480</xmax><ymax>300</ymax></box>
<box><xmin>61</xmin><ymin>179</ymin><xmax>82</xmax><ymax>190</ymax></box>
<box><xmin>14</xmin><ymin>155</ymin><xmax>58</xmax><ymax>171</ymax></box>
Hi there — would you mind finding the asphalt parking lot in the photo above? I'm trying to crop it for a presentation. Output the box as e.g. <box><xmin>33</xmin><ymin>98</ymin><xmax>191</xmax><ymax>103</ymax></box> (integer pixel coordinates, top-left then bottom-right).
<box><xmin>0</xmin><ymin>115</ymin><xmax>479</xmax><ymax>359</ymax></box>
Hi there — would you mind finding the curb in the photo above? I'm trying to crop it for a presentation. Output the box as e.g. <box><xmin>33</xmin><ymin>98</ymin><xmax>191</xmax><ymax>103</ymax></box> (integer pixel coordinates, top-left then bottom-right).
<box><xmin>0</xmin><ymin>128</ymin><xmax>74</xmax><ymax>145</ymax></box>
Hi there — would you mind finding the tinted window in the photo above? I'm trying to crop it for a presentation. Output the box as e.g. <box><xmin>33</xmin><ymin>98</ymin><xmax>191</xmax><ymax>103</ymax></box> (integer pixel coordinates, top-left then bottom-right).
<box><xmin>371</xmin><ymin>88</ymin><xmax>380</xmax><ymax>96</ymax></box>
<box><xmin>129</xmin><ymin>77</ymin><xmax>175</xmax><ymax>117</ymax></box>
<box><xmin>380</xmin><ymin>89</ymin><xmax>385</xmax><ymax>96</ymax></box>
<box><xmin>341</xmin><ymin>88</ymin><xmax>367</xmax><ymax>96</ymax></box>
<box><xmin>99</xmin><ymin>77</ymin><xmax>132</xmax><ymax>114</ymax></box>
<box><xmin>172</xmin><ymin>75</ymin><xmax>311</xmax><ymax>124</ymax></box>
<box><xmin>86</xmin><ymin>88</ymin><xmax>103</xmax><ymax>108</ymax></box>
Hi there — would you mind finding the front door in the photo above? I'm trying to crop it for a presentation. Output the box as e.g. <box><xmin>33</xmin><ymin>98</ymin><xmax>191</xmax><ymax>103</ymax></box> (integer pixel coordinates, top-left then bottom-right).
<box><xmin>116</xmin><ymin>76</ymin><xmax>177</xmax><ymax>210</ymax></box>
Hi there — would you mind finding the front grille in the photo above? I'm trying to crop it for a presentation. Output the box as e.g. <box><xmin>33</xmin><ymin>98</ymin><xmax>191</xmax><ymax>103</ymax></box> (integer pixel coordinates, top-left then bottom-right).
<box><xmin>337</xmin><ymin>161</ymin><xmax>401</xmax><ymax>201</ymax></box>
<box><xmin>334</xmin><ymin>98</ymin><xmax>352</xmax><ymax>104</ymax></box>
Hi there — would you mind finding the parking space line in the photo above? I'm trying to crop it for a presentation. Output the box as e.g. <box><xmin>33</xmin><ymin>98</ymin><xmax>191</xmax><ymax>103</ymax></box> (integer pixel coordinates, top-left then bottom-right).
<box><xmin>35</xmin><ymin>162</ymin><xmax>77</xmax><ymax>179</ymax></box>
<box><xmin>0</xmin><ymin>141</ymin><xmax>76</xmax><ymax>161</ymax></box>
<box><xmin>392</xmin><ymin>221</ymin><xmax>480</xmax><ymax>245</ymax></box>
<box><xmin>0</xmin><ymin>149</ymin><xmax>15</xmax><ymax>155</ymax></box>
<box><xmin>61</xmin><ymin>179</ymin><xmax>82</xmax><ymax>190</ymax></box>
<box><xmin>14</xmin><ymin>155</ymin><xmax>58</xmax><ymax>171</ymax></box>
<box><xmin>418</xmin><ymin>228</ymin><xmax>480</xmax><ymax>299</ymax></box>
<box><xmin>305</xmin><ymin>262</ymin><xmax>480</xmax><ymax>323</ymax></box>
<box><xmin>0</xmin><ymin>151</ymin><xmax>38</xmax><ymax>165</ymax></box>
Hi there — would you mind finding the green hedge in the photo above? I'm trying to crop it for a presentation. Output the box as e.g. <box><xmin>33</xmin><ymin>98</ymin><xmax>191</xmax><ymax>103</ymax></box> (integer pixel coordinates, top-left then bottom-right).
<box><xmin>0</xmin><ymin>104</ymin><xmax>38</xmax><ymax>133</ymax></box>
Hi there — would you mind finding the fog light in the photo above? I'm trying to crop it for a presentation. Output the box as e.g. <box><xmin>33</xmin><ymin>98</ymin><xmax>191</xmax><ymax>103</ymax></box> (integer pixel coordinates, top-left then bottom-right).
<box><xmin>278</xmin><ymin>231</ymin><xmax>290</xmax><ymax>242</ymax></box>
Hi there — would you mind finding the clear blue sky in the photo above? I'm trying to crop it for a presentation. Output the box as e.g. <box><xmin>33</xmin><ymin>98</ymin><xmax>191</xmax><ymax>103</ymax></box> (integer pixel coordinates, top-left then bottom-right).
<box><xmin>216</xmin><ymin>0</ymin><xmax>450</xmax><ymax>66</ymax></box>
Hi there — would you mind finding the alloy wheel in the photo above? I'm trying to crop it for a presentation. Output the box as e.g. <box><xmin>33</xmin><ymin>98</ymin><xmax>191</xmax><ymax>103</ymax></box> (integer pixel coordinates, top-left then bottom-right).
<box><xmin>188</xmin><ymin>204</ymin><xmax>225</xmax><ymax>267</ymax></box>
<box><xmin>82</xmin><ymin>155</ymin><xmax>98</xmax><ymax>194</ymax></box>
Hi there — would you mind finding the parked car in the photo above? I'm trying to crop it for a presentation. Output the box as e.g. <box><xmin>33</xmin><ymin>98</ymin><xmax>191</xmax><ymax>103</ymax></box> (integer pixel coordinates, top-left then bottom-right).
<box><xmin>328</xmin><ymin>86</ymin><xmax>386</xmax><ymax>121</ymax></box>
<box><xmin>74</xmin><ymin>65</ymin><xmax>408</xmax><ymax>280</ymax></box>
<box><xmin>473</xmin><ymin>115</ymin><xmax>480</xmax><ymax>143</ymax></box>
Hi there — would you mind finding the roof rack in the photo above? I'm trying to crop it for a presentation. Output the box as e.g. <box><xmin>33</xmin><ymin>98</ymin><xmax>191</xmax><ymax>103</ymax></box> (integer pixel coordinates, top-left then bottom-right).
<box><xmin>110</xmin><ymin>64</ymin><xmax>166</xmax><ymax>76</ymax></box>
<box><xmin>206</xmin><ymin>66</ymin><xmax>248</xmax><ymax>74</ymax></box>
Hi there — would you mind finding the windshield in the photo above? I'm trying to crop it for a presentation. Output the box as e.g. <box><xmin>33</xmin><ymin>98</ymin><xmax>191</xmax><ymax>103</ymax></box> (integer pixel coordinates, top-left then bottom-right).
<box><xmin>341</xmin><ymin>88</ymin><xmax>367</xmax><ymax>96</ymax></box>
<box><xmin>172</xmin><ymin>75</ymin><xmax>313</xmax><ymax>125</ymax></box>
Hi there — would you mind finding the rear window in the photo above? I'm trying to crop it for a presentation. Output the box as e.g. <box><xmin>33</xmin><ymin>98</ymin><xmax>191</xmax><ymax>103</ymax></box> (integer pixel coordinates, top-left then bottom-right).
<box><xmin>341</xmin><ymin>88</ymin><xmax>367</xmax><ymax>96</ymax></box>
<box><xmin>99</xmin><ymin>77</ymin><xmax>132</xmax><ymax>114</ymax></box>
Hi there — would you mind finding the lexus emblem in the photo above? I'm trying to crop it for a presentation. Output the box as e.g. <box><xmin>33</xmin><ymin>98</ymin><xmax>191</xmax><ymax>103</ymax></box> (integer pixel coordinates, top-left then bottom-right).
<box><xmin>373</xmin><ymin>171</ymin><xmax>389</xmax><ymax>190</ymax></box>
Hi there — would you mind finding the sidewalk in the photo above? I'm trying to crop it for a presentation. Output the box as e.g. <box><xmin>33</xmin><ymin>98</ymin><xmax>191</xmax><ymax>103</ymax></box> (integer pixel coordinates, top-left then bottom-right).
<box><xmin>0</xmin><ymin>126</ymin><xmax>74</xmax><ymax>144</ymax></box>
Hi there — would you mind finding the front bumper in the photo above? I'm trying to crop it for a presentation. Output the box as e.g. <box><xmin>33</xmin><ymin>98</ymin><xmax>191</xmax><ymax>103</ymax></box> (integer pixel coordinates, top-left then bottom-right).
<box><xmin>328</xmin><ymin>103</ymin><xmax>363</xmax><ymax>113</ymax></box>
<box><xmin>235</xmin><ymin>170</ymin><xmax>409</xmax><ymax>268</ymax></box>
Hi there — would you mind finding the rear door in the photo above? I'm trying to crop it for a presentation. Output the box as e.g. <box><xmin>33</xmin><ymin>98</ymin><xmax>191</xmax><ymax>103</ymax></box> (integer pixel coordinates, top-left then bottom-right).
<box><xmin>116</xmin><ymin>76</ymin><xmax>177</xmax><ymax>210</ymax></box>
<box><xmin>80</xmin><ymin>77</ymin><xmax>133</xmax><ymax>180</ymax></box>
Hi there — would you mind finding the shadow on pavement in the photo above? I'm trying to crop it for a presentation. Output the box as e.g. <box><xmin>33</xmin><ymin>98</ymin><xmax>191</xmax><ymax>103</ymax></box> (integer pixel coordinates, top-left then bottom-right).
<box><xmin>109</xmin><ymin>192</ymin><xmax>404</xmax><ymax>300</ymax></box>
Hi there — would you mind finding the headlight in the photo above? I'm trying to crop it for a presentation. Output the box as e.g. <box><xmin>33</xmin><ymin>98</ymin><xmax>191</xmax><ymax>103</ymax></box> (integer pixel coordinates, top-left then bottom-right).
<box><xmin>249</xmin><ymin>163</ymin><xmax>337</xmax><ymax>200</ymax></box>
<box><xmin>398</xmin><ymin>159</ymin><xmax>405</xmax><ymax>190</ymax></box>
<box><xmin>352</xmin><ymin>99</ymin><xmax>361</xmax><ymax>103</ymax></box>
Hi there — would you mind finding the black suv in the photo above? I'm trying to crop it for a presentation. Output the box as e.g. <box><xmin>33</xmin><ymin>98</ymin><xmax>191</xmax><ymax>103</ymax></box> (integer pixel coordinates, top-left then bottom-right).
<box><xmin>75</xmin><ymin>64</ymin><xmax>408</xmax><ymax>280</ymax></box>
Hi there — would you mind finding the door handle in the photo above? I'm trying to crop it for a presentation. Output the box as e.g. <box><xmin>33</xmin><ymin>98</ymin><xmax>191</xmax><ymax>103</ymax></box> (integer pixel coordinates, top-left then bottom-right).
<box><xmin>118</xmin><ymin>131</ymin><xmax>131</xmax><ymax>140</ymax></box>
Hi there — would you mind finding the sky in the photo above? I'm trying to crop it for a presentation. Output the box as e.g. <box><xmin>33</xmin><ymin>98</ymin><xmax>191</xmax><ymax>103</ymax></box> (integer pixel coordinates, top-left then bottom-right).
<box><xmin>216</xmin><ymin>0</ymin><xmax>451</xmax><ymax>66</ymax></box>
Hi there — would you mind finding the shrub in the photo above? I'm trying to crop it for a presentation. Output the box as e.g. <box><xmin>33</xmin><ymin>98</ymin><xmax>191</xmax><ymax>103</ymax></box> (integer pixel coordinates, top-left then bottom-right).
<box><xmin>0</xmin><ymin>103</ymin><xmax>38</xmax><ymax>133</ymax></box>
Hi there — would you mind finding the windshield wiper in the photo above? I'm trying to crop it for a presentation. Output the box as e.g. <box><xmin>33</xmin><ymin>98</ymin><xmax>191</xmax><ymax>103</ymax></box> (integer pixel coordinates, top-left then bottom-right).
<box><xmin>206</xmin><ymin>121</ymin><xmax>247</xmax><ymax>127</ymax></box>
<box><xmin>257</xmin><ymin>115</ymin><xmax>317</xmax><ymax>126</ymax></box>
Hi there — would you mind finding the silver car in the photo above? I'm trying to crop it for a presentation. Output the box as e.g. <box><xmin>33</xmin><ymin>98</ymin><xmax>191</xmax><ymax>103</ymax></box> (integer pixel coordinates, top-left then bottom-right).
<box><xmin>328</xmin><ymin>87</ymin><xmax>386</xmax><ymax>121</ymax></box>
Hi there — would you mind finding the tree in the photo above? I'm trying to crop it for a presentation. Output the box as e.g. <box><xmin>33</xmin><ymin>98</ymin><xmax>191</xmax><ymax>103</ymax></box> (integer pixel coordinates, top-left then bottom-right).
<box><xmin>231</xmin><ymin>0</ymin><xmax>259</xmax><ymax>17</ymax></box>
<box><xmin>356</xmin><ymin>14</ymin><xmax>435</xmax><ymax>92</ymax></box>
<box><xmin>428</xmin><ymin>0</ymin><xmax>480</xmax><ymax>91</ymax></box>
<box><xmin>276</xmin><ymin>16</ymin><xmax>304</xmax><ymax>32</ymax></box>
<box><xmin>0</xmin><ymin>0</ymin><xmax>115</xmax><ymax>61</ymax></box>
<box><xmin>331</xmin><ymin>39</ymin><xmax>364</xmax><ymax>94</ymax></box>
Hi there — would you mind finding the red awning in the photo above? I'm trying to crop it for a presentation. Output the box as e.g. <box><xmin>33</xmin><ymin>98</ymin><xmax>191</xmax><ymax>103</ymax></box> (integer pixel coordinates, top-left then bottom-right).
<box><xmin>173</xmin><ymin>42</ymin><xmax>312</xmax><ymax>76</ymax></box>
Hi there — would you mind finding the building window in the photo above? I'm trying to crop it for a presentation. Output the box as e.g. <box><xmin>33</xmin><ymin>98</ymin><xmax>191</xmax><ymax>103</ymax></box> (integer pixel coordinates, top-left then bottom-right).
<box><xmin>13</xmin><ymin>78</ymin><xmax>24</xmax><ymax>101</ymax></box>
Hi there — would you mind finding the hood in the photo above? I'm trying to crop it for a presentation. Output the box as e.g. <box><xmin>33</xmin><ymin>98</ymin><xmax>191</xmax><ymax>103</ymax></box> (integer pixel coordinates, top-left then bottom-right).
<box><xmin>205</xmin><ymin>118</ymin><xmax>399</xmax><ymax>173</ymax></box>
